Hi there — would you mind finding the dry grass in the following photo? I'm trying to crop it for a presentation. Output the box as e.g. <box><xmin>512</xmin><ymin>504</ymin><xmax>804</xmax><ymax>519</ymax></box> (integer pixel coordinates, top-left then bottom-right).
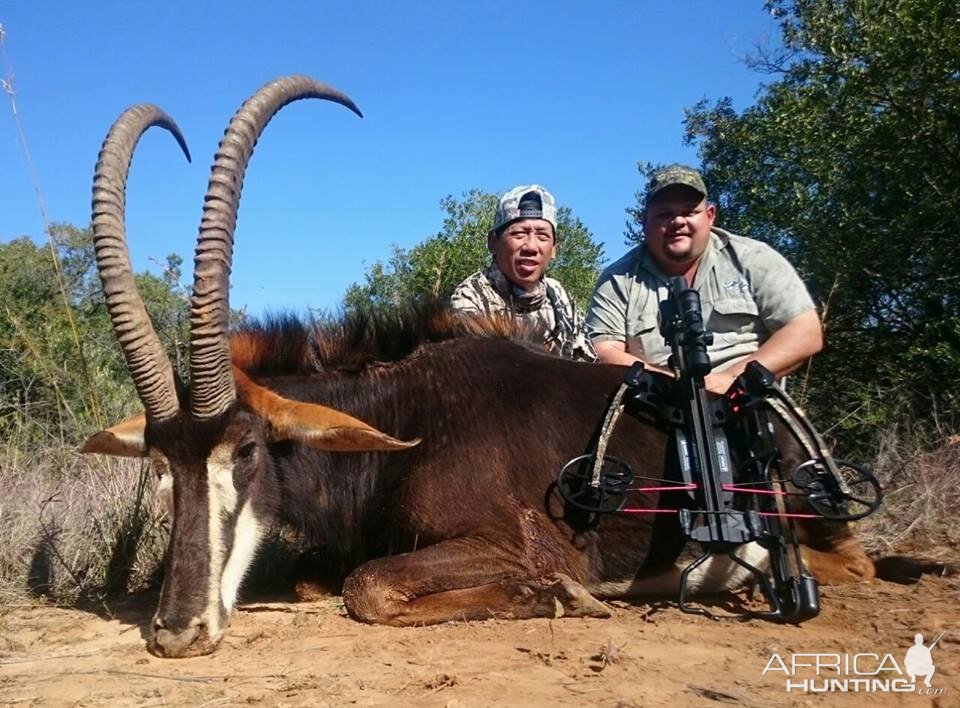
<box><xmin>857</xmin><ymin>430</ymin><xmax>960</xmax><ymax>562</ymax></box>
<box><xmin>0</xmin><ymin>448</ymin><xmax>168</xmax><ymax>608</ymax></box>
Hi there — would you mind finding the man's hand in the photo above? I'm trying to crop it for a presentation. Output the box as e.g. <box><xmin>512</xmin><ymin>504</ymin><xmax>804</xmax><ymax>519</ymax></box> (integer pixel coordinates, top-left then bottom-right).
<box><xmin>701</xmin><ymin>309</ymin><xmax>823</xmax><ymax>395</ymax></box>
<box><xmin>703</xmin><ymin>369</ymin><xmax>738</xmax><ymax>396</ymax></box>
<box><xmin>593</xmin><ymin>341</ymin><xmax>676</xmax><ymax>377</ymax></box>
<box><xmin>593</xmin><ymin>340</ymin><xmax>642</xmax><ymax>366</ymax></box>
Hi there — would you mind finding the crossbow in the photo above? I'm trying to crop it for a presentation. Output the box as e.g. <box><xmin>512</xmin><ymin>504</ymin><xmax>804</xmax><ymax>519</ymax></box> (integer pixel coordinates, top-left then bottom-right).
<box><xmin>558</xmin><ymin>277</ymin><xmax>882</xmax><ymax>622</ymax></box>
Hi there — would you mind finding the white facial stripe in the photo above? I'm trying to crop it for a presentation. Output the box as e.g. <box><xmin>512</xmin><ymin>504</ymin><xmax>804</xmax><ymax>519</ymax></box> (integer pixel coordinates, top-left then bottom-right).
<box><xmin>589</xmin><ymin>542</ymin><xmax>771</xmax><ymax>598</ymax></box>
<box><xmin>220</xmin><ymin>499</ymin><xmax>263</xmax><ymax>613</ymax></box>
<box><xmin>208</xmin><ymin>444</ymin><xmax>238</xmax><ymax>516</ymax></box>
<box><xmin>150</xmin><ymin>451</ymin><xmax>174</xmax><ymax>515</ymax></box>
<box><xmin>157</xmin><ymin>471</ymin><xmax>174</xmax><ymax>515</ymax></box>
<box><xmin>204</xmin><ymin>443</ymin><xmax>237</xmax><ymax>635</ymax></box>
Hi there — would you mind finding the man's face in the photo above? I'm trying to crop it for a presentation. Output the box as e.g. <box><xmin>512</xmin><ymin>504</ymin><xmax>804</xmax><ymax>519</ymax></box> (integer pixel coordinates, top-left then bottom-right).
<box><xmin>488</xmin><ymin>218</ymin><xmax>556</xmax><ymax>291</ymax></box>
<box><xmin>643</xmin><ymin>187</ymin><xmax>716</xmax><ymax>274</ymax></box>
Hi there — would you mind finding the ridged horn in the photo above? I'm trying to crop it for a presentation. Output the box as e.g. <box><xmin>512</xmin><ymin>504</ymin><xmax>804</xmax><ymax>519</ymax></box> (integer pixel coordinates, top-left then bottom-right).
<box><xmin>92</xmin><ymin>104</ymin><xmax>191</xmax><ymax>422</ymax></box>
<box><xmin>189</xmin><ymin>75</ymin><xmax>362</xmax><ymax>419</ymax></box>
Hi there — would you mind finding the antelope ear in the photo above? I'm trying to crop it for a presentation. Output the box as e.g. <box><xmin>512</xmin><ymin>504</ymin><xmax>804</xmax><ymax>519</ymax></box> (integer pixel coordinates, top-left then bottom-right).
<box><xmin>80</xmin><ymin>414</ymin><xmax>148</xmax><ymax>457</ymax></box>
<box><xmin>269</xmin><ymin>400</ymin><xmax>422</xmax><ymax>451</ymax></box>
<box><xmin>235</xmin><ymin>368</ymin><xmax>420</xmax><ymax>452</ymax></box>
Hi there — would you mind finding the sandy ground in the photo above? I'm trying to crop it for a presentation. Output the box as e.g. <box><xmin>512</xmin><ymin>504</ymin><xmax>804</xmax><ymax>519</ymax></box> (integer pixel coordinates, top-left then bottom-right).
<box><xmin>1</xmin><ymin>577</ymin><xmax>958</xmax><ymax>707</ymax></box>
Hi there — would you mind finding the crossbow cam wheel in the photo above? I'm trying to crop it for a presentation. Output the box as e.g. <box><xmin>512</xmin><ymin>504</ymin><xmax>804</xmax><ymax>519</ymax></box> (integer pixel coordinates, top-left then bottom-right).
<box><xmin>792</xmin><ymin>459</ymin><xmax>882</xmax><ymax>521</ymax></box>
<box><xmin>557</xmin><ymin>454</ymin><xmax>633</xmax><ymax>514</ymax></box>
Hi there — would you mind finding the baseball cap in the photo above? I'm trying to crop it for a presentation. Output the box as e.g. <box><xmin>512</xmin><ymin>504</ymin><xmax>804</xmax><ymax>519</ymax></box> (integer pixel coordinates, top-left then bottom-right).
<box><xmin>492</xmin><ymin>185</ymin><xmax>558</xmax><ymax>236</ymax></box>
<box><xmin>645</xmin><ymin>164</ymin><xmax>708</xmax><ymax>206</ymax></box>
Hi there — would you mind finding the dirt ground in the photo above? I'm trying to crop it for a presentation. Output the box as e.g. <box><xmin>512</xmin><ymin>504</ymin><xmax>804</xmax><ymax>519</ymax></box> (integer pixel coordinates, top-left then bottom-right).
<box><xmin>1</xmin><ymin>577</ymin><xmax>958</xmax><ymax>707</ymax></box>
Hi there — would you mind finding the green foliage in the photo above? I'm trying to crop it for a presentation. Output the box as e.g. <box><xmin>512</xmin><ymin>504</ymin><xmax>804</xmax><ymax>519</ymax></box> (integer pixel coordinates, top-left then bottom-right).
<box><xmin>0</xmin><ymin>225</ymin><xmax>189</xmax><ymax>445</ymax></box>
<box><xmin>624</xmin><ymin>161</ymin><xmax>658</xmax><ymax>247</ymax></box>
<box><xmin>656</xmin><ymin>0</ymin><xmax>960</xmax><ymax>453</ymax></box>
<box><xmin>344</xmin><ymin>189</ymin><xmax>605</xmax><ymax>313</ymax></box>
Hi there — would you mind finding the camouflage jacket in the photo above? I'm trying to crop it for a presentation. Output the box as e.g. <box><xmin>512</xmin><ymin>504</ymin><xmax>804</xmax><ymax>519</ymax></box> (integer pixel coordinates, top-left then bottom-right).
<box><xmin>450</xmin><ymin>263</ymin><xmax>598</xmax><ymax>362</ymax></box>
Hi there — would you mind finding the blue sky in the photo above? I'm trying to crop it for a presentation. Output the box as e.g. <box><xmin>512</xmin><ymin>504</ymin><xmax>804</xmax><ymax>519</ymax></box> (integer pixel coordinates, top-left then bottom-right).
<box><xmin>1</xmin><ymin>1</ymin><xmax>780</xmax><ymax>315</ymax></box>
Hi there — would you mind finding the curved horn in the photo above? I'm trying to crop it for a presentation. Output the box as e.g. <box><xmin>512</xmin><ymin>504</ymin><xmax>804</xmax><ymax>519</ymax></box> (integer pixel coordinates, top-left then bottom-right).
<box><xmin>92</xmin><ymin>104</ymin><xmax>192</xmax><ymax>421</ymax></box>
<box><xmin>189</xmin><ymin>75</ymin><xmax>362</xmax><ymax>419</ymax></box>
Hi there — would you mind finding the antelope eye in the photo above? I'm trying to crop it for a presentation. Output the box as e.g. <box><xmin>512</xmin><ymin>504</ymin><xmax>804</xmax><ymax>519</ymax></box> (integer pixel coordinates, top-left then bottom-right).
<box><xmin>237</xmin><ymin>441</ymin><xmax>256</xmax><ymax>460</ymax></box>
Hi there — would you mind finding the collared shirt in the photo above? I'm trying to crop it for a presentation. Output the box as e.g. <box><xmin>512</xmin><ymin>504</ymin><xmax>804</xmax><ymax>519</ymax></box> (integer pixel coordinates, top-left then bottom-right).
<box><xmin>450</xmin><ymin>263</ymin><xmax>598</xmax><ymax>362</ymax></box>
<box><xmin>585</xmin><ymin>228</ymin><xmax>815</xmax><ymax>370</ymax></box>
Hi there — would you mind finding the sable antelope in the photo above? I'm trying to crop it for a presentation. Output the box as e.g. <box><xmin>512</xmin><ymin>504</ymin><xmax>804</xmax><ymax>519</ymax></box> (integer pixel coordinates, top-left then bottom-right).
<box><xmin>82</xmin><ymin>76</ymin><xmax>922</xmax><ymax>658</ymax></box>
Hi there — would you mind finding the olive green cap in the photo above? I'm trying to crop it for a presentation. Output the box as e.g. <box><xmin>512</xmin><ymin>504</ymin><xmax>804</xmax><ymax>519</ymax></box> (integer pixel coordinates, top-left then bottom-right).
<box><xmin>645</xmin><ymin>164</ymin><xmax>707</xmax><ymax>206</ymax></box>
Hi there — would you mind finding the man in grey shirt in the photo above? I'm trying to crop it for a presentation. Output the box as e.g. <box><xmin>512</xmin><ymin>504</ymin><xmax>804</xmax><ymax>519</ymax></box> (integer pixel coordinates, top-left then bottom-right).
<box><xmin>586</xmin><ymin>164</ymin><xmax>823</xmax><ymax>394</ymax></box>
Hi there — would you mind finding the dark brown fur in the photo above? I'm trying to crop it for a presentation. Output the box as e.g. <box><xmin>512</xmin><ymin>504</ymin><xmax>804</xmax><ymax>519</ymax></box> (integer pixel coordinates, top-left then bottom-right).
<box><xmin>221</xmin><ymin>305</ymin><xmax>900</xmax><ymax>627</ymax></box>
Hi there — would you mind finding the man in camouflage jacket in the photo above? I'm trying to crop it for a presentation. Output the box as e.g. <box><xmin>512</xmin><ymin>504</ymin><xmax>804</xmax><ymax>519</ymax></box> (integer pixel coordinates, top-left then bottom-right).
<box><xmin>450</xmin><ymin>185</ymin><xmax>597</xmax><ymax>362</ymax></box>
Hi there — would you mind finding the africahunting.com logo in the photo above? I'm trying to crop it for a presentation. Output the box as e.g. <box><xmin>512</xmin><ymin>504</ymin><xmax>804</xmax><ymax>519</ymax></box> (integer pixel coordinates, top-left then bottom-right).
<box><xmin>762</xmin><ymin>630</ymin><xmax>947</xmax><ymax>695</ymax></box>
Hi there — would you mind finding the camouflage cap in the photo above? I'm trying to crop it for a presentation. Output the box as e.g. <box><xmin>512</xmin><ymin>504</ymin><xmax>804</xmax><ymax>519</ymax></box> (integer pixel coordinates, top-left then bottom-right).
<box><xmin>645</xmin><ymin>164</ymin><xmax>708</xmax><ymax>206</ymax></box>
<box><xmin>492</xmin><ymin>185</ymin><xmax>558</xmax><ymax>236</ymax></box>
